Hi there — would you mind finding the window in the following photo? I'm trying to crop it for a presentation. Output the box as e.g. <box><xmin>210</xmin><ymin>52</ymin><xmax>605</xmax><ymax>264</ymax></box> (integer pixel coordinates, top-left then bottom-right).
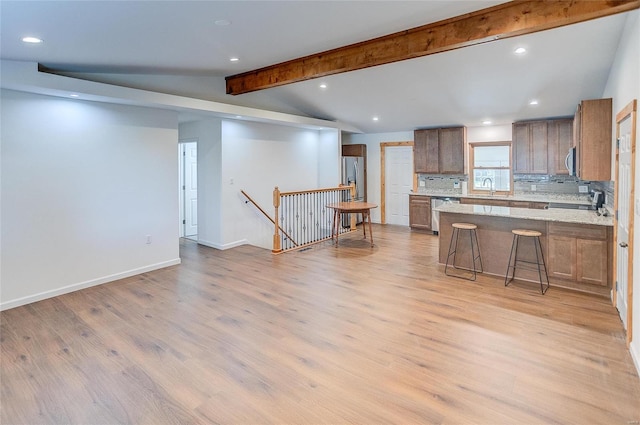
<box><xmin>468</xmin><ymin>142</ymin><xmax>512</xmax><ymax>195</ymax></box>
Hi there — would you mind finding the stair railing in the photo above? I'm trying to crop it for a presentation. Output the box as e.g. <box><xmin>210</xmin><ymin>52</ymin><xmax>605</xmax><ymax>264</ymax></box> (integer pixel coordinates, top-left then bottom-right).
<box><xmin>241</xmin><ymin>190</ymin><xmax>297</xmax><ymax>247</ymax></box>
<box><xmin>273</xmin><ymin>183</ymin><xmax>355</xmax><ymax>253</ymax></box>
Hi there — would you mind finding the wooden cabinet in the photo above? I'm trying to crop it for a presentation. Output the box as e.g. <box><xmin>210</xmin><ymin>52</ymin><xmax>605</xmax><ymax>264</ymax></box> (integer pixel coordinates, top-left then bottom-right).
<box><xmin>574</xmin><ymin>98</ymin><xmax>612</xmax><ymax>181</ymax></box>
<box><xmin>547</xmin><ymin>222</ymin><xmax>610</xmax><ymax>287</ymax></box>
<box><xmin>414</xmin><ymin>127</ymin><xmax>465</xmax><ymax>174</ymax></box>
<box><xmin>409</xmin><ymin>195</ymin><xmax>431</xmax><ymax>230</ymax></box>
<box><xmin>513</xmin><ymin>118</ymin><xmax>574</xmax><ymax>175</ymax></box>
<box><xmin>547</xmin><ymin>119</ymin><xmax>574</xmax><ymax>175</ymax></box>
<box><xmin>513</xmin><ymin>121</ymin><xmax>548</xmax><ymax>174</ymax></box>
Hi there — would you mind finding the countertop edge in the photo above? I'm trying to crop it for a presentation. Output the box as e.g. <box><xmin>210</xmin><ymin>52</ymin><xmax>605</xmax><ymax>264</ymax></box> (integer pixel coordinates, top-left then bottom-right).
<box><xmin>434</xmin><ymin>204</ymin><xmax>614</xmax><ymax>227</ymax></box>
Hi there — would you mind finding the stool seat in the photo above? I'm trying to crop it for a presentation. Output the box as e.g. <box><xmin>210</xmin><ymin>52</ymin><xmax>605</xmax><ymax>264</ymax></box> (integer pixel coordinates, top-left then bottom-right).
<box><xmin>512</xmin><ymin>229</ymin><xmax>542</xmax><ymax>237</ymax></box>
<box><xmin>452</xmin><ymin>223</ymin><xmax>477</xmax><ymax>230</ymax></box>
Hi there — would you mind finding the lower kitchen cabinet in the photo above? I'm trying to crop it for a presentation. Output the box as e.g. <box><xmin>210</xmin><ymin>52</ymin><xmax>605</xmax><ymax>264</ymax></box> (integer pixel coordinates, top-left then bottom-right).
<box><xmin>547</xmin><ymin>222</ymin><xmax>610</xmax><ymax>287</ymax></box>
<box><xmin>409</xmin><ymin>195</ymin><xmax>431</xmax><ymax>230</ymax></box>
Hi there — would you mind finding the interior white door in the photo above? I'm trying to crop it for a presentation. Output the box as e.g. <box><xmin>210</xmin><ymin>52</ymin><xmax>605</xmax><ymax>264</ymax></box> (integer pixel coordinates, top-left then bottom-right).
<box><xmin>616</xmin><ymin>114</ymin><xmax>632</xmax><ymax>329</ymax></box>
<box><xmin>183</xmin><ymin>142</ymin><xmax>198</xmax><ymax>237</ymax></box>
<box><xmin>385</xmin><ymin>146</ymin><xmax>413</xmax><ymax>226</ymax></box>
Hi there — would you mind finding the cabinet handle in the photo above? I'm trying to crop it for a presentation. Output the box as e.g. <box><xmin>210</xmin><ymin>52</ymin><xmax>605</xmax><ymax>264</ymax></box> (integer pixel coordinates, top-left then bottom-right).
<box><xmin>619</xmin><ymin>242</ymin><xmax>628</xmax><ymax>248</ymax></box>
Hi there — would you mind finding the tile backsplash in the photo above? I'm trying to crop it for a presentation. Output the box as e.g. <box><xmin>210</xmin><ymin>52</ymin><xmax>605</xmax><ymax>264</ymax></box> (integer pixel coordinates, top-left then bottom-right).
<box><xmin>418</xmin><ymin>173</ymin><xmax>609</xmax><ymax>200</ymax></box>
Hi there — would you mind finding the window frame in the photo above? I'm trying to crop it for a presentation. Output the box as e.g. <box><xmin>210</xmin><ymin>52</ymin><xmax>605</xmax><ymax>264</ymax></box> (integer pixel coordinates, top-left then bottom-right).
<box><xmin>468</xmin><ymin>141</ymin><xmax>513</xmax><ymax>196</ymax></box>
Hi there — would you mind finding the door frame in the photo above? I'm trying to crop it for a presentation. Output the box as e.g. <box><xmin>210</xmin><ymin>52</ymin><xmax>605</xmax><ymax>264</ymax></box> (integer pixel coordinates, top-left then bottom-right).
<box><xmin>380</xmin><ymin>141</ymin><xmax>415</xmax><ymax>224</ymax></box>
<box><xmin>179</xmin><ymin>138</ymin><xmax>198</xmax><ymax>238</ymax></box>
<box><xmin>612</xmin><ymin>99</ymin><xmax>637</xmax><ymax>346</ymax></box>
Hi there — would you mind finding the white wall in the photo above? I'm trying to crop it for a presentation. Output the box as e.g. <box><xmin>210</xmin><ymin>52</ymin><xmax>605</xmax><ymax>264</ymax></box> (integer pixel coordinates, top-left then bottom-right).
<box><xmin>0</xmin><ymin>89</ymin><xmax>180</xmax><ymax>310</ymax></box>
<box><xmin>602</xmin><ymin>10</ymin><xmax>640</xmax><ymax>373</ymax></box>
<box><xmin>179</xmin><ymin>119</ymin><xmax>339</xmax><ymax>251</ymax></box>
<box><xmin>467</xmin><ymin>124</ymin><xmax>512</xmax><ymax>143</ymax></box>
<box><xmin>318</xmin><ymin>129</ymin><xmax>341</xmax><ymax>188</ymax></box>
<box><xmin>221</xmin><ymin>120</ymin><xmax>329</xmax><ymax>249</ymax></box>
<box><xmin>343</xmin><ymin>131</ymin><xmax>414</xmax><ymax>223</ymax></box>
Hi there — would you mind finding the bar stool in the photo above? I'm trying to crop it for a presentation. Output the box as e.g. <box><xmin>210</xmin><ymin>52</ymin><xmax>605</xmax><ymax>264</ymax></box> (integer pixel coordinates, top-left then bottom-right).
<box><xmin>445</xmin><ymin>223</ymin><xmax>483</xmax><ymax>281</ymax></box>
<box><xmin>504</xmin><ymin>229</ymin><xmax>549</xmax><ymax>294</ymax></box>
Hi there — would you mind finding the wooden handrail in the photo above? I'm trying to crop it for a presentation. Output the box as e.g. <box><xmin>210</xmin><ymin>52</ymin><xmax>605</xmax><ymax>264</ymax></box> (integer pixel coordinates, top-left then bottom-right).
<box><xmin>279</xmin><ymin>185</ymin><xmax>352</xmax><ymax>196</ymax></box>
<box><xmin>241</xmin><ymin>190</ymin><xmax>297</xmax><ymax>248</ymax></box>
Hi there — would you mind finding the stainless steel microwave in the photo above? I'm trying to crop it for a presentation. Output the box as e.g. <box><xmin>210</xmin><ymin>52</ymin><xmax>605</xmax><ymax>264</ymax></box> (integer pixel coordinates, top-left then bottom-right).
<box><xmin>565</xmin><ymin>147</ymin><xmax>576</xmax><ymax>176</ymax></box>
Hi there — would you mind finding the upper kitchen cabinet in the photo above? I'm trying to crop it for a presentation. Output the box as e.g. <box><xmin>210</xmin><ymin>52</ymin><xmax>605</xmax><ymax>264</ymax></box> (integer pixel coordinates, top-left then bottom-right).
<box><xmin>547</xmin><ymin>118</ymin><xmax>574</xmax><ymax>175</ymax></box>
<box><xmin>513</xmin><ymin>120</ymin><xmax>548</xmax><ymax>174</ymax></box>
<box><xmin>574</xmin><ymin>98</ymin><xmax>612</xmax><ymax>181</ymax></box>
<box><xmin>414</xmin><ymin>127</ymin><xmax>465</xmax><ymax>174</ymax></box>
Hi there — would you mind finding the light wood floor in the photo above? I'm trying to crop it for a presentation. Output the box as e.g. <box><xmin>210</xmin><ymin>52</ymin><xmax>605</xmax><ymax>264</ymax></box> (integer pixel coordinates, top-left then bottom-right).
<box><xmin>2</xmin><ymin>225</ymin><xmax>639</xmax><ymax>424</ymax></box>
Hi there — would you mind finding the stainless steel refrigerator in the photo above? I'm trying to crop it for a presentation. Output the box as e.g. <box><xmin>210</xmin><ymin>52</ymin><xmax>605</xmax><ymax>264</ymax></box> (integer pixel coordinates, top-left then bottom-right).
<box><xmin>341</xmin><ymin>154</ymin><xmax>367</xmax><ymax>226</ymax></box>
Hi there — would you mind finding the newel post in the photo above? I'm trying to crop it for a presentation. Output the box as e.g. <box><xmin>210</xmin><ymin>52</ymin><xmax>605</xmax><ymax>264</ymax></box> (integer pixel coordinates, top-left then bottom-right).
<box><xmin>272</xmin><ymin>186</ymin><xmax>281</xmax><ymax>253</ymax></box>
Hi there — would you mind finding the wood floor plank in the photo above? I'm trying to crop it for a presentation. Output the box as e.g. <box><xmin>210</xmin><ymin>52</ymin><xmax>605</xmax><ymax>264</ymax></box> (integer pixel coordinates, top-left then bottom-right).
<box><xmin>1</xmin><ymin>224</ymin><xmax>639</xmax><ymax>424</ymax></box>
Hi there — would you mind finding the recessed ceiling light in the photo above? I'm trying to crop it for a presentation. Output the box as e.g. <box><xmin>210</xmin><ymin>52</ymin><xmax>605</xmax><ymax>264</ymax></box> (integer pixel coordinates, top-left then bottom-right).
<box><xmin>229</xmin><ymin>57</ymin><xmax>239</xmax><ymax>62</ymax></box>
<box><xmin>69</xmin><ymin>94</ymin><xmax>79</xmax><ymax>98</ymax></box>
<box><xmin>319</xmin><ymin>83</ymin><xmax>327</xmax><ymax>89</ymax></box>
<box><xmin>214</xmin><ymin>19</ymin><xmax>231</xmax><ymax>26</ymax></box>
<box><xmin>22</xmin><ymin>36</ymin><xmax>43</xmax><ymax>44</ymax></box>
<box><xmin>529</xmin><ymin>99</ymin><xmax>539</xmax><ymax>105</ymax></box>
<box><xmin>235</xmin><ymin>115</ymin><xmax>242</xmax><ymax>119</ymax></box>
<box><xmin>372</xmin><ymin>116</ymin><xmax>379</xmax><ymax>122</ymax></box>
<box><xmin>482</xmin><ymin>120</ymin><xmax>492</xmax><ymax>125</ymax></box>
<box><xmin>514</xmin><ymin>47</ymin><xmax>527</xmax><ymax>55</ymax></box>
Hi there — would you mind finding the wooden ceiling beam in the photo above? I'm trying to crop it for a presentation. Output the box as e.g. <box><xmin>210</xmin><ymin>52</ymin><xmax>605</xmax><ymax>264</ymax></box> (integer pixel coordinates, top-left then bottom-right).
<box><xmin>226</xmin><ymin>0</ymin><xmax>639</xmax><ymax>95</ymax></box>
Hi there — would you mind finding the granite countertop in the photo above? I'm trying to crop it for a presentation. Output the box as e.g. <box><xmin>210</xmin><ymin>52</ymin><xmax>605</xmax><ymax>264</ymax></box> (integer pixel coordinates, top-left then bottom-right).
<box><xmin>410</xmin><ymin>190</ymin><xmax>591</xmax><ymax>205</ymax></box>
<box><xmin>434</xmin><ymin>203</ymin><xmax>614</xmax><ymax>226</ymax></box>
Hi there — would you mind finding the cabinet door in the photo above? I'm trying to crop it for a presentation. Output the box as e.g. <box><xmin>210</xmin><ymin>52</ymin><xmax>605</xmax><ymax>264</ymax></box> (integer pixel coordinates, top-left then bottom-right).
<box><xmin>512</xmin><ymin>123</ymin><xmax>530</xmax><ymax>174</ymax></box>
<box><xmin>409</xmin><ymin>196</ymin><xmax>431</xmax><ymax>230</ymax></box>
<box><xmin>438</xmin><ymin>127</ymin><xmax>465</xmax><ymax>174</ymax></box>
<box><xmin>547</xmin><ymin>119</ymin><xmax>573</xmax><ymax>175</ymax></box>
<box><xmin>529</xmin><ymin>121</ymin><xmax>548</xmax><ymax>174</ymax></box>
<box><xmin>578</xmin><ymin>98</ymin><xmax>612</xmax><ymax>181</ymax></box>
<box><xmin>414</xmin><ymin>129</ymin><xmax>439</xmax><ymax>174</ymax></box>
<box><xmin>577</xmin><ymin>239</ymin><xmax>608</xmax><ymax>286</ymax></box>
<box><xmin>547</xmin><ymin>235</ymin><xmax>577</xmax><ymax>281</ymax></box>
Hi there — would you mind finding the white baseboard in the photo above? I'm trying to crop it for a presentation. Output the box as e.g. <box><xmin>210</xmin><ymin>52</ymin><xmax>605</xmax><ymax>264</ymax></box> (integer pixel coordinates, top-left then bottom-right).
<box><xmin>198</xmin><ymin>239</ymin><xmax>248</xmax><ymax>250</ymax></box>
<box><xmin>630</xmin><ymin>339</ymin><xmax>640</xmax><ymax>377</ymax></box>
<box><xmin>0</xmin><ymin>258</ymin><xmax>181</xmax><ymax>311</ymax></box>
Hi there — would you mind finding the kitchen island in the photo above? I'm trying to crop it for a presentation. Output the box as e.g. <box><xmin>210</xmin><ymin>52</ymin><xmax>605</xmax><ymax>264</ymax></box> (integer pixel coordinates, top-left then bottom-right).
<box><xmin>434</xmin><ymin>203</ymin><xmax>613</xmax><ymax>296</ymax></box>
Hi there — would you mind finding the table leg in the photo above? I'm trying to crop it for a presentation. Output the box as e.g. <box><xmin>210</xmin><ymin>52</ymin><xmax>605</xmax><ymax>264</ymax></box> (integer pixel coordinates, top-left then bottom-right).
<box><xmin>334</xmin><ymin>210</ymin><xmax>340</xmax><ymax>246</ymax></box>
<box><xmin>362</xmin><ymin>213</ymin><xmax>367</xmax><ymax>239</ymax></box>
<box><xmin>367</xmin><ymin>211</ymin><xmax>374</xmax><ymax>247</ymax></box>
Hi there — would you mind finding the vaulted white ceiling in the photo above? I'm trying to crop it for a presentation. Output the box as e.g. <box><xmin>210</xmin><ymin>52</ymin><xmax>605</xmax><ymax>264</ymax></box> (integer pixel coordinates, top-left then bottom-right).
<box><xmin>0</xmin><ymin>1</ymin><xmax>631</xmax><ymax>133</ymax></box>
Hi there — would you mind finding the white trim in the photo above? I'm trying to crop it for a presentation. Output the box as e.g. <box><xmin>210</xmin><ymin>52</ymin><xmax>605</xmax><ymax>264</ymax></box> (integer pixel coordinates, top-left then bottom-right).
<box><xmin>197</xmin><ymin>239</ymin><xmax>248</xmax><ymax>250</ymax></box>
<box><xmin>631</xmin><ymin>340</ymin><xmax>640</xmax><ymax>376</ymax></box>
<box><xmin>0</xmin><ymin>258</ymin><xmax>181</xmax><ymax>311</ymax></box>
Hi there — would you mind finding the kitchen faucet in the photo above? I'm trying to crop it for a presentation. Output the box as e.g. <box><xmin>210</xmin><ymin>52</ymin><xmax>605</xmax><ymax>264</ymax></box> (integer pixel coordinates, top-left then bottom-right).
<box><xmin>482</xmin><ymin>177</ymin><xmax>495</xmax><ymax>196</ymax></box>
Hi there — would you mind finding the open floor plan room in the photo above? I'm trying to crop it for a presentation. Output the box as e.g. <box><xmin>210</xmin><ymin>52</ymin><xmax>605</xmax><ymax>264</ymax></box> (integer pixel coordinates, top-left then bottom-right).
<box><xmin>2</xmin><ymin>225</ymin><xmax>638</xmax><ymax>424</ymax></box>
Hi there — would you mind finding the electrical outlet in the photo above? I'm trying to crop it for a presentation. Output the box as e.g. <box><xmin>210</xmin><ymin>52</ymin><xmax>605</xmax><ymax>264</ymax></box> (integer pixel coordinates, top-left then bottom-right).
<box><xmin>453</xmin><ymin>181</ymin><xmax>460</xmax><ymax>189</ymax></box>
<box><xmin>531</xmin><ymin>184</ymin><xmax>536</xmax><ymax>191</ymax></box>
<box><xmin>579</xmin><ymin>185</ymin><xmax>589</xmax><ymax>193</ymax></box>
<box><xmin>146</xmin><ymin>235</ymin><xmax>152</xmax><ymax>244</ymax></box>
<box><xmin>419</xmin><ymin>180</ymin><xmax>425</xmax><ymax>187</ymax></box>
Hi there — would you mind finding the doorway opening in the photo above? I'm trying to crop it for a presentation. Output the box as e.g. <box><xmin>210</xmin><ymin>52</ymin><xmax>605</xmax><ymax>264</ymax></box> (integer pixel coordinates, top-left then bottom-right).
<box><xmin>179</xmin><ymin>140</ymin><xmax>198</xmax><ymax>240</ymax></box>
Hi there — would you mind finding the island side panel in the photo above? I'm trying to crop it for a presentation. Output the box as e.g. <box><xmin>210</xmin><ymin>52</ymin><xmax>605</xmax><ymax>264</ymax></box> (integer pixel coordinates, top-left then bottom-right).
<box><xmin>439</xmin><ymin>212</ymin><xmax>547</xmax><ymax>283</ymax></box>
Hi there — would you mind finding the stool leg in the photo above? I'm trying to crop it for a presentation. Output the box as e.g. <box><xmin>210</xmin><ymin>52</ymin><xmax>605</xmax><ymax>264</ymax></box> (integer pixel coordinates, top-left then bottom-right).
<box><xmin>534</xmin><ymin>236</ymin><xmax>550</xmax><ymax>294</ymax></box>
<box><xmin>505</xmin><ymin>234</ymin><xmax>518</xmax><ymax>287</ymax></box>
<box><xmin>445</xmin><ymin>228</ymin><xmax>459</xmax><ymax>276</ymax></box>
<box><xmin>469</xmin><ymin>229</ymin><xmax>477</xmax><ymax>281</ymax></box>
<box><xmin>472</xmin><ymin>229</ymin><xmax>483</xmax><ymax>274</ymax></box>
